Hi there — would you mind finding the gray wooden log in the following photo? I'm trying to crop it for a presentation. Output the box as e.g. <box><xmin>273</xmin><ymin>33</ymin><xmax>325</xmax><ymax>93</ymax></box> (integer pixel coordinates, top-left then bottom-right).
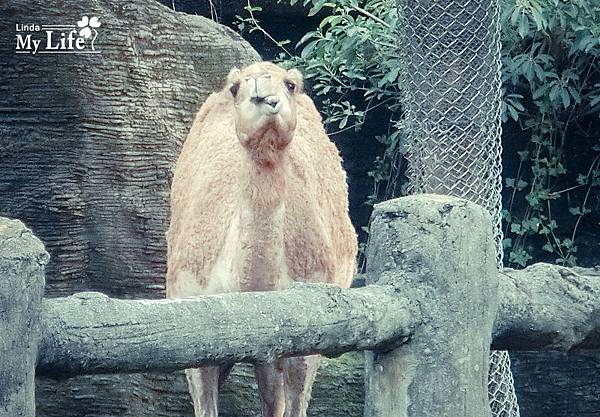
<box><xmin>33</xmin><ymin>262</ymin><xmax>600</xmax><ymax>378</ymax></box>
<box><xmin>364</xmin><ymin>194</ymin><xmax>497</xmax><ymax>417</ymax></box>
<box><xmin>37</xmin><ymin>285</ymin><xmax>411</xmax><ymax>377</ymax></box>
<box><xmin>506</xmin><ymin>266</ymin><xmax>600</xmax><ymax>417</ymax></box>
<box><xmin>494</xmin><ymin>264</ymin><xmax>600</xmax><ymax>351</ymax></box>
<box><xmin>0</xmin><ymin>219</ymin><xmax>48</xmax><ymax>417</ymax></box>
<box><xmin>34</xmin><ymin>260</ymin><xmax>600</xmax><ymax>379</ymax></box>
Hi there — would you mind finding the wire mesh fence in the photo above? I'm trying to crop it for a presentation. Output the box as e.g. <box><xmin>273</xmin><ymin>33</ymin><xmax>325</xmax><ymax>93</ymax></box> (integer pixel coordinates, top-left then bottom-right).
<box><xmin>396</xmin><ymin>0</ymin><xmax>520</xmax><ymax>415</ymax></box>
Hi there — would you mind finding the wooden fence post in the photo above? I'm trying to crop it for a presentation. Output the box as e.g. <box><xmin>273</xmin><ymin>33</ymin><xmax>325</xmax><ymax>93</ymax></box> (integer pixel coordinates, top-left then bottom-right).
<box><xmin>0</xmin><ymin>219</ymin><xmax>48</xmax><ymax>417</ymax></box>
<box><xmin>364</xmin><ymin>194</ymin><xmax>498</xmax><ymax>417</ymax></box>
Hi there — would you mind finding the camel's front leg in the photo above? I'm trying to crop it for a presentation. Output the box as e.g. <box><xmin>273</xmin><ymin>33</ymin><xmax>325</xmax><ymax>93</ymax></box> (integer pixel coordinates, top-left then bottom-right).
<box><xmin>282</xmin><ymin>355</ymin><xmax>321</xmax><ymax>417</ymax></box>
<box><xmin>256</xmin><ymin>361</ymin><xmax>286</xmax><ymax>417</ymax></box>
<box><xmin>185</xmin><ymin>365</ymin><xmax>232</xmax><ymax>417</ymax></box>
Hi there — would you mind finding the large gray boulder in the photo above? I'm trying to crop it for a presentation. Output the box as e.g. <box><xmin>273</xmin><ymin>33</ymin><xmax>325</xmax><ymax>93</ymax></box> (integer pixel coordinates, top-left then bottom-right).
<box><xmin>1</xmin><ymin>0</ymin><xmax>259</xmax><ymax>298</ymax></box>
<box><xmin>1</xmin><ymin>0</ymin><xmax>260</xmax><ymax>415</ymax></box>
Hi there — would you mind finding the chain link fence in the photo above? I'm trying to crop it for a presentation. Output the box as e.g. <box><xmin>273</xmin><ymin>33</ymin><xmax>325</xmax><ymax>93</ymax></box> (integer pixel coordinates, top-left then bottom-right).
<box><xmin>396</xmin><ymin>0</ymin><xmax>520</xmax><ymax>415</ymax></box>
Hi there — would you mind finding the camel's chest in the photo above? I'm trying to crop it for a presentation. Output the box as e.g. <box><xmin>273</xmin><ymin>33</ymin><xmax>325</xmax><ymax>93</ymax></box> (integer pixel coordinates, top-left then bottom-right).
<box><xmin>206</xmin><ymin>205</ymin><xmax>293</xmax><ymax>293</ymax></box>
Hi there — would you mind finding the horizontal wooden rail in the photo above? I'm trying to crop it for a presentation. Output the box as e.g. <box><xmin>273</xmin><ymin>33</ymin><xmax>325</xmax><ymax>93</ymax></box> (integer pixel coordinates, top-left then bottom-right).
<box><xmin>36</xmin><ymin>263</ymin><xmax>600</xmax><ymax>378</ymax></box>
<box><xmin>493</xmin><ymin>264</ymin><xmax>600</xmax><ymax>351</ymax></box>
<box><xmin>38</xmin><ymin>284</ymin><xmax>413</xmax><ymax>377</ymax></box>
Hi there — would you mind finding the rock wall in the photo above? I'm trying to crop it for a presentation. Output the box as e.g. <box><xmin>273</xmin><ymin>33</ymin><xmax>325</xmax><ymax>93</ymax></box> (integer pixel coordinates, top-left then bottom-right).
<box><xmin>1</xmin><ymin>1</ymin><xmax>261</xmax><ymax>415</ymax></box>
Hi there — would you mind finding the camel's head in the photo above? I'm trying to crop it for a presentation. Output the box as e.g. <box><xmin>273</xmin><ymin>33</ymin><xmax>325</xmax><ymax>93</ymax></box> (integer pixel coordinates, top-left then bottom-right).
<box><xmin>226</xmin><ymin>62</ymin><xmax>304</xmax><ymax>164</ymax></box>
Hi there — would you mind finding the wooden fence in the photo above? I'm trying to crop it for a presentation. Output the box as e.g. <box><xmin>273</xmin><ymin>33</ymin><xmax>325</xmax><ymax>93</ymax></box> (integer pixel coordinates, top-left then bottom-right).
<box><xmin>1</xmin><ymin>194</ymin><xmax>598</xmax><ymax>417</ymax></box>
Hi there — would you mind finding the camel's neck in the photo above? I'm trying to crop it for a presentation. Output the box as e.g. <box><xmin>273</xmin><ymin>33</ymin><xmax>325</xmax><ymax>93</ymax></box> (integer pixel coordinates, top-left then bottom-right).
<box><xmin>234</xmin><ymin>152</ymin><xmax>289</xmax><ymax>291</ymax></box>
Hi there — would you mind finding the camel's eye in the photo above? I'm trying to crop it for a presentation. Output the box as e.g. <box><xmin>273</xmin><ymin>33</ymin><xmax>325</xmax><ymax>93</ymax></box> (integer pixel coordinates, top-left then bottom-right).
<box><xmin>285</xmin><ymin>80</ymin><xmax>296</xmax><ymax>93</ymax></box>
<box><xmin>230</xmin><ymin>82</ymin><xmax>240</xmax><ymax>98</ymax></box>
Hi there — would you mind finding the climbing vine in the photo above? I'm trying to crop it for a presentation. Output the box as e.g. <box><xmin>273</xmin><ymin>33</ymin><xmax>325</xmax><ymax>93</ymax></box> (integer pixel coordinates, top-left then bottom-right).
<box><xmin>498</xmin><ymin>0</ymin><xmax>600</xmax><ymax>266</ymax></box>
<box><xmin>237</xmin><ymin>0</ymin><xmax>600</xmax><ymax>267</ymax></box>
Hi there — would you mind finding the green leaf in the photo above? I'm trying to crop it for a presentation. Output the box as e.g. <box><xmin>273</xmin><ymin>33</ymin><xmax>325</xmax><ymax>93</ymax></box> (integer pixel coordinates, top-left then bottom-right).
<box><xmin>297</xmin><ymin>31</ymin><xmax>317</xmax><ymax>47</ymax></box>
<box><xmin>508</xmin><ymin>104</ymin><xmax>519</xmax><ymax>121</ymax></box>
<box><xmin>511</xmin><ymin>98</ymin><xmax>525</xmax><ymax>111</ymax></box>
<box><xmin>561</xmin><ymin>88</ymin><xmax>571</xmax><ymax>108</ymax></box>
<box><xmin>590</xmin><ymin>95</ymin><xmax>600</xmax><ymax>108</ymax></box>
<box><xmin>300</xmin><ymin>40</ymin><xmax>320</xmax><ymax>58</ymax></box>
<box><xmin>568</xmin><ymin>86</ymin><xmax>581</xmax><ymax>103</ymax></box>
<box><xmin>576</xmin><ymin>174</ymin><xmax>588</xmax><ymax>185</ymax></box>
<box><xmin>308</xmin><ymin>0</ymin><xmax>333</xmax><ymax>16</ymax></box>
<box><xmin>518</xmin><ymin>13</ymin><xmax>530</xmax><ymax>38</ymax></box>
<box><xmin>517</xmin><ymin>179</ymin><xmax>528</xmax><ymax>190</ymax></box>
<box><xmin>509</xmin><ymin>249</ymin><xmax>532</xmax><ymax>267</ymax></box>
<box><xmin>510</xmin><ymin>222</ymin><xmax>524</xmax><ymax>235</ymax></box>
<box><xmin>526</xmin><ymin>193</ymin><xmax>540</xmax><ymax>207</ymax></box>
<box><xmin>510</xmin><ymin>6</ymin><xmax>521</xmax><ymax>26</ymax></box>
<box><xmin>338</xmin><ymin>114</ymin><xmax>348</xmax><ymax>129</ymax></box>
<box><xmin>549</xmin><ymin>83</ymin><xmax>560</xmax><ymax>102</ymax></box>
<box><xmin>517</xmin><ymin>150</ymin><xmax>530</xmax><ymax>162</ymax></box>
<box><xmin>534</xmin><ymin>63</ymin><xmax>546</xmax><ymax>81</ymax></box>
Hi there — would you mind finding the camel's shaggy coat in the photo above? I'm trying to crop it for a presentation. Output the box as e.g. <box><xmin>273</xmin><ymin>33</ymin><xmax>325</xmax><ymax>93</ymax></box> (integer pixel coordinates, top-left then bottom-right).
<box><xmin>166</xmin><ymin>62</ymin><xmax>357</xmax><ymax>417</ymax></box>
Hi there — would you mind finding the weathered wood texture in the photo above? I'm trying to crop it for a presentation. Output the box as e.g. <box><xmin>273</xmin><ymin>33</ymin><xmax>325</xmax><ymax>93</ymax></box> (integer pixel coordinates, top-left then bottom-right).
<box><xmin>38</xmin><ymin>285</ymin><xmax>411</xmax><ymax>376</ymax></box>
<box><xmin>0</xmin><ymin>219</ymin><xmax>48</xmax><ymax>417</ymax></box>
<box><xmin>34</xmin><ymin>260</ymin><xmax>600</xmax><ymax>381</ymax></box>
<box><xmin>494</xmin><ymin>264</ymin><xmax>600</xmax><ymax>351</ymax></box>
<box><xmin>364</xmin><ymin>195</ymin><xmax>497</xmax><ymax>417</ymax></box>
<box><xmin>500</xmin><ymin>266</ymin><xmax>600</xmax><ymax>417</ymax></box>
<box><xmin>0</xmin><ymin>1</ymin><xmax>259</xmax><ymax>416</ymax></box>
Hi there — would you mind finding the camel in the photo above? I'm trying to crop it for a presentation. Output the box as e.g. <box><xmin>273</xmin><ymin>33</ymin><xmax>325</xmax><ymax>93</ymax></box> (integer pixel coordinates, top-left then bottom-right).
<box><xmin>166</xmin><ymin>61</ymin><xmax>357</xmax><ymax>417</ymax></box>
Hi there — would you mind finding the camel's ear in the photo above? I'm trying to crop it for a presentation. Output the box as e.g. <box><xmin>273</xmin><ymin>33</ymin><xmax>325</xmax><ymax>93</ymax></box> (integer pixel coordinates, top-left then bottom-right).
<box><xmin>227</xmin><ymin>68</ymin><xmax>241</xmax><ymax>97</ymax></box>
<box><xmin>226</xmin><ymin>67</ymin><xmax>241</xmax><ymax>84</ymax></box>
<box><xmin>286</xmin><ymin>68</ymin><xmax>304</xmax><ymax>94</ymax></box>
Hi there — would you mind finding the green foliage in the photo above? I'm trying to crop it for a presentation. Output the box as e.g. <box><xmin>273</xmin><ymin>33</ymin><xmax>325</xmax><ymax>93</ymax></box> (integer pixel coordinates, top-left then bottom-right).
<box><xmin>499</xmin><ymin>0</ymin><xmax>600</xmax><ymax>267</ymax></box>
<box><xmin>238</xmin><ymin>0</ymin><xmax>600</xmax><ymax>267</ymax></box>
<box><xmin>236</xmin><ymin>1</ymin><xmax>402</xmax><ymax>273</ymax></box>
<box><xmin>246</xmin><ymin>0</ymin><xmax>405</xmax><ymax>206</ymax></box>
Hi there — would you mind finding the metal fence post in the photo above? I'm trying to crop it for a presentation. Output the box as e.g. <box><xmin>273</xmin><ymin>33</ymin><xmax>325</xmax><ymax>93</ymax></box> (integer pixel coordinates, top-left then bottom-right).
<box><xmin>396</xmin><ymin>0</ymin><xmax>520</xmax><ymax>414</ymax></box>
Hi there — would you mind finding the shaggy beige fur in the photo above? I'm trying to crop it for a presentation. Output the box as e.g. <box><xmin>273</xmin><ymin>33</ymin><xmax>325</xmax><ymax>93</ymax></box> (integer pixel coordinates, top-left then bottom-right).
<box><xmin>166</xmin><ymin>62</ymin><xmax>357</xmax><ymax>417</ymax></box>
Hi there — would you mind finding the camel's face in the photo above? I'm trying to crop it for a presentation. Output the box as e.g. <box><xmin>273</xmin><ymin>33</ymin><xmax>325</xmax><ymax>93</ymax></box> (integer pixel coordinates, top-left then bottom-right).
<box><xmin>227</xmin><ymin>63</ymin><xmax>303</xmax><ymax>157</ymax></box>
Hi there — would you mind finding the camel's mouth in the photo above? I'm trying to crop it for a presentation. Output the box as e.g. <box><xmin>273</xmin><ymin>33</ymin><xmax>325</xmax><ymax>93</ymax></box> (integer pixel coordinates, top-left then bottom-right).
<box><xmin>250</xmin><ymin>95</ymin><xmax>282</xmax><ymax>115</ymax></box>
